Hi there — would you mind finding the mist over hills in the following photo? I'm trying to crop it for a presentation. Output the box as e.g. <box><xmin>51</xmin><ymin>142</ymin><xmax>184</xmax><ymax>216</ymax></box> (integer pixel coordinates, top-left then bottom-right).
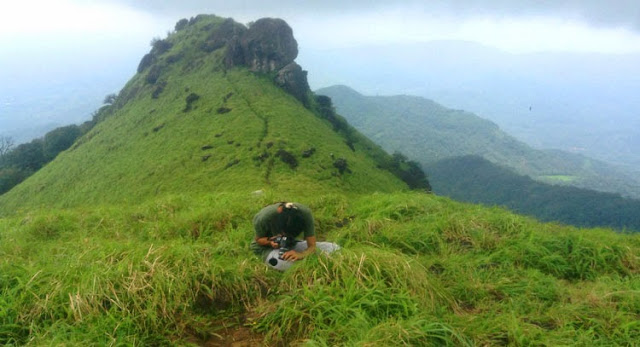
<box><xmin>0</xmin><ymin>46</ymin><xmax>140</xmax><ymax>144</ymax></box>
<box><xmin>0</xmin><ymin>15</ymin><xmax>423</xmax><ymax>213</ymax></box>
<box><xmin>317</xmin><ymin>84</ymin><xmax>640</xmax><ymax>199</ymax></box>
<box><xmin>301</xmin><ymin>41</ymin><xmax>640</xmax><ymax>172</ymax></box>
<box><xmin>5</xmin><ymin>36</ymin><xmax>638</xmax><ymax>178</ymax></box>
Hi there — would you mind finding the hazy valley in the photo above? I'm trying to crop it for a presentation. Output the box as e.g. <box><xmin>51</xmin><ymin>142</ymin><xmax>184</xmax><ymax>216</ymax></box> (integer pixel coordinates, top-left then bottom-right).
<box><xmin>302</xmin><ymin>41</ymin><xmax>640</xmax><ymax>173</ymax></box>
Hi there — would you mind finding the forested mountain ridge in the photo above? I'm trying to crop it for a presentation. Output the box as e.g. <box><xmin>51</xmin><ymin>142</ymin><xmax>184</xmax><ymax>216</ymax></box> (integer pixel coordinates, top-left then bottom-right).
<box><xmin>302</xmin><ymin>42</ymin><xmax>640</xmax><ymax>172</ymax></box>
<box><xmin>317</xmin><ymin>85</ymin><xmax>640</xmax><ymax>198</ymax></box>
<box><xmin>427</xmin><ymin>155</ymin><xmax>640</xmax><ymax>231</ymax></box>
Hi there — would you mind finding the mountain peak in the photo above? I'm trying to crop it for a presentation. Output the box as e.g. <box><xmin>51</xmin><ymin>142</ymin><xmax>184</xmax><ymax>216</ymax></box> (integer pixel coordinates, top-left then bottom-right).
<box><xmin>0</xmin><ymin>15</ymin><xmax>428</xmax><ymax>213</ymax></box>
<box><xmin>137</xmin><ymin>15</ymin><xmax>311</xmax><ymax>106</ymax></box>
<box><xmin>226</xmin><ymin>17</ymin><xmax>298</xmax><ymax>72</ymax></box>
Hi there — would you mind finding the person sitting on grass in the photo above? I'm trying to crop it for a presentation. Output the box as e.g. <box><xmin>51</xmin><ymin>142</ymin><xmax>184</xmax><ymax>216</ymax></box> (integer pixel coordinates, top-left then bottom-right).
<box><xmin>251</xmin><ymin>202</ymin><xmax>340</xmax><ymax>271</ymax></box>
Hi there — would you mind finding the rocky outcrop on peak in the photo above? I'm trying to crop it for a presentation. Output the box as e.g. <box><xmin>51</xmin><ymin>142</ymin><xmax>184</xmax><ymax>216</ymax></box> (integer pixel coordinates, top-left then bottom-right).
<box><xmin>203</xmin><ymin>18</ymin><xmax>247</xmax><ymax>53</ymax></box>
<box><xmin>240</xmin><ymin>18</ymin><xmax>298</xmax><ymax>72</ymax></box>
<box><xmin>275</xmin><ymin>62</ymin><xmax>311</xmax><ymax>106</ymax></box>
<box><xmin>138</xmin><ymin>15</ymin><xmax>311</xmax><ymax>107</ymax></box>
<box><xmin>223</xmin><ymin>18</ymin><xmax>310</xmax><ymax>105</ymax></box>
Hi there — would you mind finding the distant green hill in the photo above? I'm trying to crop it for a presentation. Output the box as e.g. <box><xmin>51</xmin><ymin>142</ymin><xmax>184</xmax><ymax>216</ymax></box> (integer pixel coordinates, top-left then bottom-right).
<box><xmin>0</xmin><ymin>16</ymin><xmax>418</xmax><ymax>214</ymax></box>
<box><xmin>317</xmin><ymin>85</ymin><xmax>640</xmax><ymax>198</ymax></box>
<box><xmin>427</xmin><ymin>155</ymin><xmax>640</xmax><ymax>231</ymax></box>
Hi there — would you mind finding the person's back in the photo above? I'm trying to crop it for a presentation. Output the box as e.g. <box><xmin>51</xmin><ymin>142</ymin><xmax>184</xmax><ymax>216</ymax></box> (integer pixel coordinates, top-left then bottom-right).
<box><xmin>251</xmin><ymin>202</ymin><xmax>339</xmax><ymax>271</ymax></box>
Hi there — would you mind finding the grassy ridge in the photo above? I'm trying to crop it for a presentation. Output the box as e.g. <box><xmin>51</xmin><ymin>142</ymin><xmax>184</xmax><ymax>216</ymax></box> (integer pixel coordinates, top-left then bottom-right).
<box><xmin>0</xmin><ymin>50</ymin><xmax>406</xmax><ymax>213</ymax></box>
<box><xmin>1</xmin><ymin>15</ymin><xmax>638</xmax><ymax>345</ymax></box>
<box><xmin>1</xmin><ymin>191</ymin><xmax>638</xmax><ymax>345</ymax></box>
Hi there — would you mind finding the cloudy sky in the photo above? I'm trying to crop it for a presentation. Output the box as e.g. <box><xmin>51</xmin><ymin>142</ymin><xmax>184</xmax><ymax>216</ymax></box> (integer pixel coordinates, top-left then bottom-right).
<box><xmin>2</xmin><ymin>0</ymin><xmax>640</xmax><ymax>55</ymax></box>
<box><xmin>1</xmin><ymin>0</ymin><xmax>640</xmax><ymax>137</ymax></box>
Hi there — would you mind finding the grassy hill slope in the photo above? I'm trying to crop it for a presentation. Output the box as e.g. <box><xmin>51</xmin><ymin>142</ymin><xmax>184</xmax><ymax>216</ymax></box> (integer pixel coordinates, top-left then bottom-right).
<box><xmin>1</xmin><ymin>15</ymin><xmax>639</xmax><ymax>346</ymax></box>
<box><xmin>1</xmin><ymin>191</ymin><xmax>639</xmax><ymax>345</ymax></box>
<box><xmin>317</xmin><ymin>85</ymin><xmax>640</xmax><ymax>199</ymax></box>
<box><xmin>0</xmin><ymin>17</ymin><xmax>409</xmax><ymax>214</ymax></box>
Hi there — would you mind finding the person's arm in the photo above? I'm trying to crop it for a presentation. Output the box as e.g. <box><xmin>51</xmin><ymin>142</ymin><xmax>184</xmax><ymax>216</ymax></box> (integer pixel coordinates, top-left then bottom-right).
<box><xmin>255</xmin><ymin>236</ymin><xmax>278</xmax><ymax>248</ymax></box>
<box><xmin>254</xmin><ymin>208</ymin><xmax>279</xmax><ymax>248</ymax></box>
<box><xmin>282</xmin><ymin>235</ymin><xmax>316</xmax><ymax>261</ymax></box>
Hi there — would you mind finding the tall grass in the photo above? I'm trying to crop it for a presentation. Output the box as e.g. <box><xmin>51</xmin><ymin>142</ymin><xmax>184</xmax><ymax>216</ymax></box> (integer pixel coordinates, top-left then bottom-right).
<box><xmin>2</xmin><ymin>14</ymin><xmax>638</xmax><ymax>345</ymax></box>
<box><xmin>1</xmin><ymin>191</ymin><xmax>638</xmax><ymax>345</ymax></box>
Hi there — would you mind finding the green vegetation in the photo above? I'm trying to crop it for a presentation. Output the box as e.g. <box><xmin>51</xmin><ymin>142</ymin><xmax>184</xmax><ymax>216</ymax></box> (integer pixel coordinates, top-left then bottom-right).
<box><xmin>0</xmin><ymin>16</ymin><xmax>414</xmax><ymax>213</ymax></box>
<box><xmin>0</xmin><ymin>89</ymin><xmax>123</xmax><ymax>196</ymax></box>
<box><xmin>317</xmin><ymin>85</ymin><xmax>640</xmax><ymax>231</ymax></box>
<box><xmin>1</xmin><ymin>192</ymin><xmax>639</xmax><ymax>345</ymax></box>
<box><xmin>317</xmin><ymin>85</ymin><xmax>640</xmax><ymax>199</ymax></box>
<box><xmin>427</xmin><ymin>155</ymin><xmax>640</xmax><ymax>231</ymax></box>
<box><xmin>2</xmin><ymin>15</ymin><xmax>638</xmax><ymax>345</ymax></box>
<box><xmin>0</xmin><ymin>124</ymin><xmax>84</xmax><ymax>194</ymax></box>
<box><xmin>0</xmin><ymin>16</ymin><xmax>426</xmax><ymax>210</ymax></box>
<box><xmin>540</xmin><ymin>175</ymin><xmax>577</xmax><ymax>183</ymax></box>
<box><xmin>0</xmin><ymin>64</ymin><xmax>408</xmax><ymax>211</ymax></box>
<box><xmin>310</xmin><ymin>94</ymin><xmax>430</xmax><ymax>190</ymax></box>
<box><xmin>0</xmin><ymin>136</ymin><xmax>13</xmax><ymax>157</ymax></box>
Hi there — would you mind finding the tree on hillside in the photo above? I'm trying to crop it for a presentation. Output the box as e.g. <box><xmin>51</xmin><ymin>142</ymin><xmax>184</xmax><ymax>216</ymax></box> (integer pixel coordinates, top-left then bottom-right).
<box><xmin>402</xmin><ymin>160</ymin><xmax>432</xmax><ymax>191</ymax></box>
<box><xmin>0</xmin><ymin>136</ymin><xmax>14</xmax><ymax>157</ymax></box>
<box><xmin>175</xmin><ymin>18</ymin><xmax>189</xmax><ymax>31</ymax></box>
<box><xmin>103</xmin><ymin>93</ymin><xmax>117</xmax><ymax>105</ymax></box>
<box><xmin>3</xmin><ymin>139</ymin><xmax>46</xmax><ymax>172</ymax></box>
<box><xmin>0</xmin><ymin>167</ymin><xmax>25</xmax><ymax>195</ymax></box>
<box><xmin>390</xmin><ymin>153</ymin><xmax>431</xmax><ymax>191</ymax></box>
<box><xmin>150</xmin><ymin>37</ymin><xmax>173</xmax><ymax>55</ymax></box>
<box><xmin>43</xmin><ymin>125</ymin><xmax>82</xmax><ymax>160</ymax></box>
<box><xmin>0</xmin><ymin>125</ymin><xmax>83</xmax><ymax>195</ymax></box>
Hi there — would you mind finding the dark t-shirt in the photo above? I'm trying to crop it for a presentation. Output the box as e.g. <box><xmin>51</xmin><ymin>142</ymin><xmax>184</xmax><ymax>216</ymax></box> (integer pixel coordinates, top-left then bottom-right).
<box><xmin>250</xmin><ymin>202</ymin><xmax>315</xmax><ymax>257</ymax></box>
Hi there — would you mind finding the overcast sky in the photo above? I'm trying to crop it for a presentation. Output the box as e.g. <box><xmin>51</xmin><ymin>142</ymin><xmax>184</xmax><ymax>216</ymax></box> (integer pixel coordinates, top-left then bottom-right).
<box><xmin>1</xmin><ymin>1</ymin><xmax>638</xmax><ymax>113</ymax></box>
<box><xmin>2</xmin><ymin>0</ymin><xmax>640</xmax><ymax>56</ymax></box>
<box><xmin>2</xmin><ymin>1</ymin><xmax>640</xmax><ymax>110</ymax></box>
<box><xmin>1</xmin><ymin>0</ymin><xmax>639</xmax><ymax>155</ymax></box>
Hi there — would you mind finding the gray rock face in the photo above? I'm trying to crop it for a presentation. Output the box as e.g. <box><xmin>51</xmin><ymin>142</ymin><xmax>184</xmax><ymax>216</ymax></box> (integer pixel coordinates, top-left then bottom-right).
<box><xmin>222</xmin><ymin>17</ymin><xmax>309</xmax><ymax>105</ymax></box>
<box><xmin>240</xmin><ymin>18</ymin><xmax>298</xmax><ymax>72</ymax></box>
<box><xmin>204</xmin><ymin>18</ymin><xmax>247</xmax><ymax>53</ymax></box>
<box><xmin>275</xmin><ymin>62</ymin><xmax>310</xmax><ymax>106</ymax></box>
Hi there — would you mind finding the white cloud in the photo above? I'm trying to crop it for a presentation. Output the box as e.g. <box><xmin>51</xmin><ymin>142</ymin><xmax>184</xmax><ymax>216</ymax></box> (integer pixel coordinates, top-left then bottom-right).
<box><xmin>2</xmin><ymin>0</ymin><xmax>640</xmax><ymax>55</ymax></box>
<box><xmin>0</xmin><ymin>0</ymin><xmax>162</xmax><ymax>43</ymax></box>
<box><xmin>292</xmin><ymin>10</ymin><xmax>640</xmax><ymax>54</ymax></box>
<box><xmin>456</xmin><ymin>16</ymin><xmax>640</xmax><ymax>54</ymax></box>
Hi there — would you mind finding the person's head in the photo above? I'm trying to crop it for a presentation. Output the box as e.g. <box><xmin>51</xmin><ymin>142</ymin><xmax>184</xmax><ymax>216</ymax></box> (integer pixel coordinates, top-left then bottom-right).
<box><xmin>277</xmin><ymin>202</ymin><xmax>304</xmax><ymax>237</ymax></box>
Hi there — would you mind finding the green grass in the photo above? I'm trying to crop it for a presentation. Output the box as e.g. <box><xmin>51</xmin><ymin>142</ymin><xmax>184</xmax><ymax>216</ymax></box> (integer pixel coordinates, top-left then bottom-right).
<box><xmin>0</xmin><ymin>15</ymin><xmax>408</xmax><ymax>215</ymax></box>
<box><xmin>1</xmin><ymin>191</ymin><xmax>639</xmax><ymax>345</ymax></box>
<box><xmin>1</xmin><ymin>15</ymin><xmax>639</xmax><ymax>345</ymax></box>
<box><xmin>539</xmin><ymin>175</ymin><xmax>578</xmax><ymax>183</ymax></box>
